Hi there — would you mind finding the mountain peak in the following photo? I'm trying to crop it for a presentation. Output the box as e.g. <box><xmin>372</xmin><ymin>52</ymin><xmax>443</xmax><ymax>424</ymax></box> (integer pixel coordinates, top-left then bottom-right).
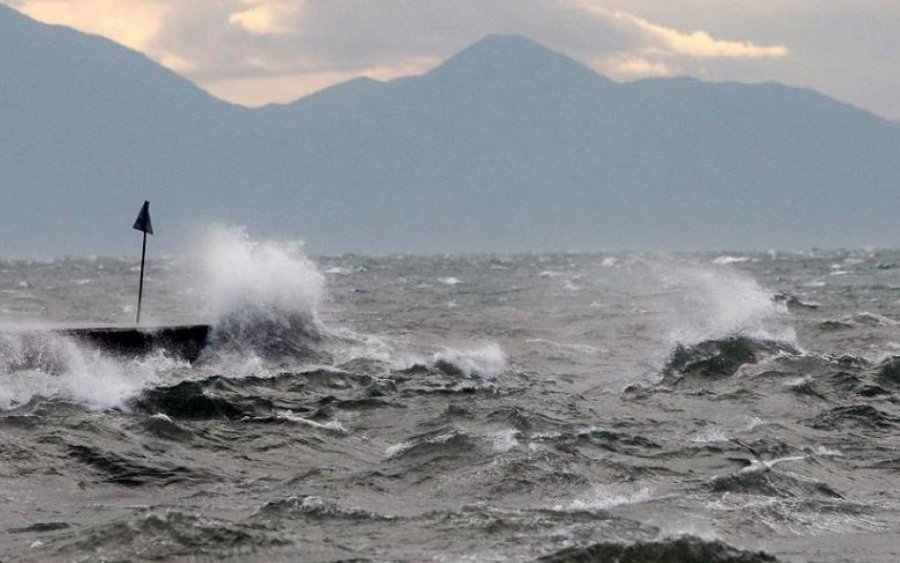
<box><xmin>461</xmin><ymin>34</ymin><xmax>548</xmax><ymax>55</ymax></box>
<box><xmin>428</xmin><ymin>34</ymin><xmax>610</xmax><ymax>87</ymax></box>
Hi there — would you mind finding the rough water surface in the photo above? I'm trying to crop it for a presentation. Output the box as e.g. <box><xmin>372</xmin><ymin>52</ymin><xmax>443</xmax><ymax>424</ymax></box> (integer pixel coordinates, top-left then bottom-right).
<box><xmin>3</xmin><ymin>240</ymin><xmax>900</xmax><ymax>561</ymax></box>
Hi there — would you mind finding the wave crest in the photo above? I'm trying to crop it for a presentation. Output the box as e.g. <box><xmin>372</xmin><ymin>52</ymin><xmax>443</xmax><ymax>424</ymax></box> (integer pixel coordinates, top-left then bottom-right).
<box><xmin>198</xmin><ymin>226</ymin><xmax>326</xmax><ymax>359</ymax></box>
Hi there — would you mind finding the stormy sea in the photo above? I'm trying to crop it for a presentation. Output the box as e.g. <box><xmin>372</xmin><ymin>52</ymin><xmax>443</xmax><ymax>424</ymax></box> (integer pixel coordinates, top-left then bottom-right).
<box><xmin>3</xmin><ymin>229</ymin><xmax>900</xmax><ymax>562</ymax></box>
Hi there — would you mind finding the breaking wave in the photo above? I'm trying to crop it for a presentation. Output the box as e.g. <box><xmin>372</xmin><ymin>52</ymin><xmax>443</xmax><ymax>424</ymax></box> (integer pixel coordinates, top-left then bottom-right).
<box><xmin>0</xmin><ymin>331</ymin><xmax>185</xmax><ymax>410</ymax></box>
<box><xmin>432</xmin><ymin>343</ymin><xmax>507</xmax><ymax>379</ymax></box>
<box><xmin>197</xmin><ymin>226</ymin><xmax>327</xmax><ymax>360</ymax></box>
<box><xmin>0</xmin><ymin>226</ymin><xmax>331</xmax><ymax>410</ymax></box>
<box><xmin>657</xmin><ymin>263</ymin><xmax>795</xmax><ymax>346</ymax></box>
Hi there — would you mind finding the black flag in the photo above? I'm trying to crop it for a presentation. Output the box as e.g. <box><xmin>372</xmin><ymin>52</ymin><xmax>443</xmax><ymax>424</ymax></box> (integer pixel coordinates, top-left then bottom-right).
<box><xmin>133</xmin><ymin>201</ymin><xmax>153</xmax><ymax>235</ymax></box>
<box><xmin>133</xmin><ymin>200</ymin><xmax>153</xmax><ymax>324</ymax></box>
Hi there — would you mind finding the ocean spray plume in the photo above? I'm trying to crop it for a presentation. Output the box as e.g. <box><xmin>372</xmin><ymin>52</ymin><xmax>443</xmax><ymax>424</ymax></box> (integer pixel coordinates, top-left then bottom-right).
<box><xmin>635</xmin><ymin>260</ymin><xmax>799</xmax><ymax>386</ymax></box>
<box><xmin>656</xmin><ymin>263</ymin><xmax>795</xmax><ymax>346</ymax></box>
<box><xmin>197</xmin><ymin>226</ymin><xmax>328</xmax><ymax>359</ymax></box>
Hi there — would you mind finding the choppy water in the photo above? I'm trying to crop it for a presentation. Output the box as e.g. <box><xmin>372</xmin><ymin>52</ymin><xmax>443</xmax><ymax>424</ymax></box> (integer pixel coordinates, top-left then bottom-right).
<box><xmin>3</xmin><ymin>232</ymin><xmax>900</xmax><ymax>561</ymax></box>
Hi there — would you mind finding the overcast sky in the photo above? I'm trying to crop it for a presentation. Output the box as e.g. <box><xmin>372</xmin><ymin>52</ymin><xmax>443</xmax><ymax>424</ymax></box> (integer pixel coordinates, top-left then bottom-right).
<box><xmin>4</xmin><ymin>0</ymin><xmax>899</xmax><ymax>120</ymax></box>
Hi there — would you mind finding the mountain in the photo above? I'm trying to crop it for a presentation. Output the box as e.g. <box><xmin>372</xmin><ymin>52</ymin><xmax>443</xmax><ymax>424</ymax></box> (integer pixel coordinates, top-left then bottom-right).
<box><xmin>0</xmin><ymin>4</ymin><xmax>253</xmax><ymax>254</ymax></box>
<box><xmin>2</xmin><ymin>5</ymin><xmax>900</xmax><ymax>256</ymax></box>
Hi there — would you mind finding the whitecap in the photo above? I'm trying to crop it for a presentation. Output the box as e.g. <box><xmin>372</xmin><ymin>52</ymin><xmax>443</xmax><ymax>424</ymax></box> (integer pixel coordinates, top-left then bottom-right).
<box><xmin>274</xmin><ymin>411</ymin><xmax>348</xmax><ymax>434</ymax></box>
<box><xmin>325</xmin><ymin>267</ymin><xmax>351</xmax><ymax>275</ymax></box>
<box><xmin>433</xmin><ymin>343</ymin><xmax>507</xmax><ymax>379</ymax></box>
<box><xmin>557</xmin><ymin>485</ymin><xmax>653</xmax><ymax>511</ymax></box>
<box><xmin>692</xmin><ymin>428</ymin><xmax>729</xmax><ymax>443</ymax></box>
<box><xmin>713</xmin><ymin>256</ymin><xmax>750</xmax><ymax>265</ymax></box>
<box><xmin>486</xmin><ymin>429</ymin><xmax>519</xmax><ymax>453</ymax></box>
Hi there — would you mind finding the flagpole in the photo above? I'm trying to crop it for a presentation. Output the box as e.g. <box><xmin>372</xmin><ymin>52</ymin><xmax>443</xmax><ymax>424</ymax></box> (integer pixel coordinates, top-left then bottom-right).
<box><xmin>132</xmin><ymin>200</ymin><xmax>153</xmax><ymax>326</ymax></box>
<box><xmin>136</xmin><ymin>230</ymin><xmax>147</xmax><ymax>325</ymax></box>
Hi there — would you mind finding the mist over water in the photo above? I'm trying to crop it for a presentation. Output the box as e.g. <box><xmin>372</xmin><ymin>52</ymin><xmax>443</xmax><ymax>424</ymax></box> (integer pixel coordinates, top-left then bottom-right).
<box><xmin>3</xmin><ymin>238</ymin><xmax>900</xmax><ymax>561</ymax></box>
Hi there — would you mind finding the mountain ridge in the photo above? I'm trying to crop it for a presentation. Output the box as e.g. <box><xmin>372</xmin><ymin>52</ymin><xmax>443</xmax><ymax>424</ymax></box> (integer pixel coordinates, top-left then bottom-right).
<box><xmin>0</xmin><ymin>4</ymin><xmax>227</xmax><ymax>111</ymax></box>
<box><xmin>1</xmin><ymin>6</ymin><xmax>899</xmax><ymax>256</ymax></box>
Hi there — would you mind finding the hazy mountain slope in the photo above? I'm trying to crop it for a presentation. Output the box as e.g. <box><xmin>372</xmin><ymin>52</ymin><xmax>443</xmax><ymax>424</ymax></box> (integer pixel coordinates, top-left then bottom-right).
<box><xmin>2</xmin><ymin>7</ymin><xmax>899</xmax><ymax>255</ymax></box>
<box><xmin>252</xmin><ymin>35</ymin><xmax>900</xmax><ymax>252</ymax></box>
<box><xmin>0</xmin><ymin>5</ymin><xmax>246</xmax><ymax>254</ymax></box>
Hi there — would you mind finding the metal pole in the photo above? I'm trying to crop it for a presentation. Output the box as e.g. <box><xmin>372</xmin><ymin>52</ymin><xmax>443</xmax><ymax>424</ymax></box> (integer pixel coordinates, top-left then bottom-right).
<box><xmin>136</xmin><ymin>231</ymin><xmax>147</xmax><ymax>324</ymax></box>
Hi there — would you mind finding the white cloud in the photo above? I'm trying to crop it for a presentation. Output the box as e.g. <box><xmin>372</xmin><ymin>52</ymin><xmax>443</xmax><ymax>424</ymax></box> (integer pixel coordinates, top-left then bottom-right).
<box><xmin>571</xmin><ymin>0</ymin><xmax>787</xmax><ymax>59</ymax></box>
<box><xmin>597</xmin><ymin>53</ymin><xmax>672</xmax><ymax>79</ymax></box>
<box><xmin>158</xmin><ymin>52</ymin><xmax>197</xmax><ymax>73</ymax></box>
<box><xmin>228</xmin><ymin>0</ymin><xmax>301</xmax><ymax>36</ymax></box>
<box><xmin>612</xmin><ymin>10</ymin><xmax>788</xmax><ymax>59</ymax></box>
